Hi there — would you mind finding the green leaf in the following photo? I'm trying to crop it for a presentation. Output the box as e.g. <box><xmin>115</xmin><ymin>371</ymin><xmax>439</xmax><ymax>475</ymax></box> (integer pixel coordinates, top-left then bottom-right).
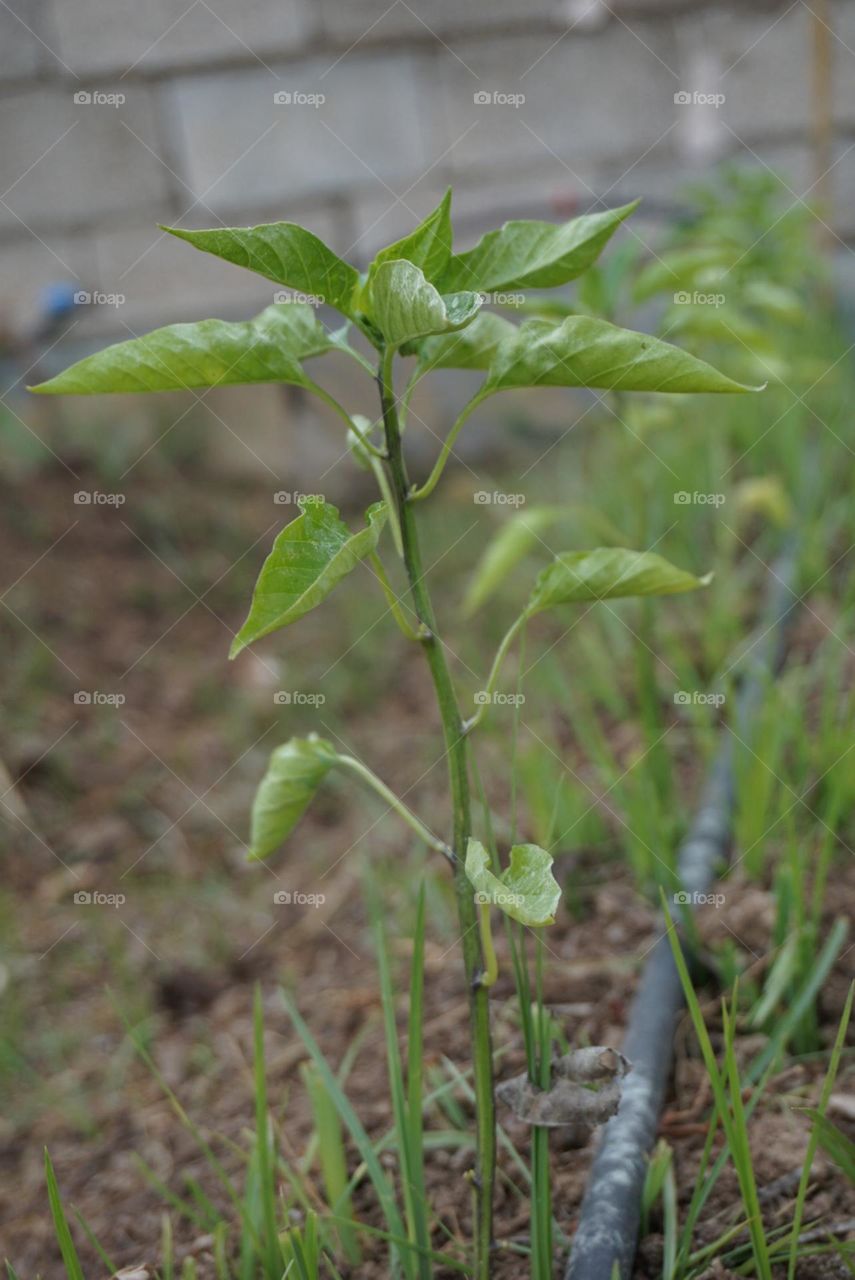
<box><xmin>406</xmin><ymin>311</ymin><xmax>518</xmax><ymax>373</ymax></box>
<box><xmin>526</xmin><ymin>547</ymin><xmax>710</xmax><ymax>616</ymax></box>
<box><xmin>31</xmin><ymin>303</ymin><xmax>341</xmax><ymax>396</ymax></box>
<box><xmin>369</xmin><ymin>260</ymin><xmax>481</xmax><ymax>348</ymax></box>
<box><xmin>465</xmin><ymin>506</ymin><xmax>630</xmax><ymax>615</ymax></box>
<box><xmin>633</xmin><ymin>245</ymin><xmax>735</xmax><ymax>303</ymax></box>
<box><xmin>162</xmin><ymin>221</ymin><xmax>360</xmax><ymax>316</ymax></box>
<box><xmin>250</xmin><ymin>735</ymin><xmax>338</xmax><ymax>859</ymax></box>
<box><xmin>368</xmin><ymin>190</ymin><xmax>453</xmax><ymax>283</ymax></box>
<box><xmin>465</xmin><ymin>838</ymin><xmax>561</xmax><ymax>927</ymax></box>
<box><xmin>482</xmin><ymin>315</ymin><xmax>759</xmax><ymax>394</ymax></box>
<box><xmin>465</xmin><ymin>506</ymin><xmax>565</xmax><ymax>615</ymax></box>
<box><xmin>231</xmin><ymin>500</ymin><xmax>387</xmax><ymax>657</ymax></box>
<box><xmin>436</xmin><ymin>202</ymin><xmax>638</xmax><ymax>294</ymax></box>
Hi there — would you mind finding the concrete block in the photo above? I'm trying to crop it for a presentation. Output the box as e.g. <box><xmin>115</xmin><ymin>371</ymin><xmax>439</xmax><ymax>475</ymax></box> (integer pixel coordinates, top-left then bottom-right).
<box><xmin>167</xmin><ymin>52</ymin><xmax>431</xmax><ymax>215</ymax></box>
<box><xmin>89</xmin><ymin>205</ymin><xmax>342</xmax><ymax>333</ymax></box>
<box><xmin>50</xmin><ymin>0</ymin><xmax>317</xmax><ymax>78</ymax></box>
<box><xmin>318</xmin><ymin>0</ymin><xmax>561</xmax><ymax>43</ymax></box>
<box><xmin>675</xmin><ymin>4</ymin><xmax>812</xmax><ymax>142</ymax></box>
<box><xmin>432</xmin><ymin>25</ymin><xmax>679</xmax><ymax>180</ymax></box>
<box><xmin>0</xmin><ymin>84</ymin><xmax>172</xmax><ymax>233</ymax></box>
<box><xmin>0</xmin><ymin>0</ymin><xmax>49</xmax><ymax>81</ymax></box>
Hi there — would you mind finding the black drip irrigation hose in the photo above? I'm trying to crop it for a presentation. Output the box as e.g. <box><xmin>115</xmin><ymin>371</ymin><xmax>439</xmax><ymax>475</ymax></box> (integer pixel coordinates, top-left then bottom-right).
<box><xmin>565</xmin><ymin>542</ymin><xmax>800</xmax><ymax>1280</ymax></box>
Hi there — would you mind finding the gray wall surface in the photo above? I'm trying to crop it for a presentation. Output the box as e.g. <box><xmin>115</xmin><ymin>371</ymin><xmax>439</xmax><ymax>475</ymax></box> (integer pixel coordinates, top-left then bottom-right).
<box><xmin>2</xmin><ymin>0</ymin><xmax>852</xmax><ymax>486</ymax></box>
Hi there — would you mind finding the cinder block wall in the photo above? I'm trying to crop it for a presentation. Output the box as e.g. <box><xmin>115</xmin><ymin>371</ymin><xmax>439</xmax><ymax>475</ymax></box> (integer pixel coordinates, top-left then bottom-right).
<box><xmin>2</xmin><ymin>0</ymin><xmax>851</xmax><ymax>487</ymax></box>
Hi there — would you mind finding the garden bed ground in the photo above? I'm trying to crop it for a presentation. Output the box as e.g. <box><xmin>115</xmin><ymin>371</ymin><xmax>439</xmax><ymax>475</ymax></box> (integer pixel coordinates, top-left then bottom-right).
<box><xmin>2</xmin><ymin>462</ymin><xmax>853</xmax><ymax>1279</ymax></box>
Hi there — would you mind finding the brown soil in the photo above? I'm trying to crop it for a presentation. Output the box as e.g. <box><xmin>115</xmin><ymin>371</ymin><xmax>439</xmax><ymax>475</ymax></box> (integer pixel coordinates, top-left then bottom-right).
<box><xmin>1</xmin><ymin>467</ymin><xmax>853</xmax><ymax>1279</ymax></box>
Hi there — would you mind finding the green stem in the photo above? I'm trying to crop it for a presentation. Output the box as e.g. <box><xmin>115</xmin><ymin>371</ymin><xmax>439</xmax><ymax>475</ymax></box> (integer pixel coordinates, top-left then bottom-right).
<box><xmin>335</xmin><ymin>753</ymin><xmax>452</xmax><ymax>860</ymax></box>
<box><xmin>478</xmin><ymin>903</ymin><xmax>498</xmax><ymax>987</ymax></box>
<box><xmin>465</xmin><ymin>613</ymin><xmax>528</xmax><ymax>734</ymax></box>
<box><xmin>410</xmin><ymin>392</ymin><xmax>487</xmax><ymax>501</ymax></box>
<box><xmin>378</xmin><ymin>345</ymin><xmax>496</xmax><ymax>1280</ymax></box>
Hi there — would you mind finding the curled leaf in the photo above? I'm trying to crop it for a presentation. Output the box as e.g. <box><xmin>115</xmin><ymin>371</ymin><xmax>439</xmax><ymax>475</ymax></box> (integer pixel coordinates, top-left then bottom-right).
<box><xmin>465</xmin><ymin>838</ymin><xmax>561</xmax><ymax>927</ymax></box>
<box><xmin>497</xmin><ymin>1046</ymin><xmax>630</xmax><ymax>1134</ymax></box>
<box><xmin>370</xmin><ymin>259</ymin><xmax>481</xmax><ymax>348</ymax></box>
<box><xmin>250</xmin><ymin>735</ymin><xmax>338</xmax><ymax>859</ymax></box>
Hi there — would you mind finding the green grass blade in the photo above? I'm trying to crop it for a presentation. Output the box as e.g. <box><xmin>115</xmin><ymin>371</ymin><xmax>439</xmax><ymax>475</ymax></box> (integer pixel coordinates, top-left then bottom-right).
<box><xmin>747</xmin><ymin>917</ymin><xmax>848</xmax><ymax>1082</ymax></box>
<box><xmin>252</xmin><ymin>986</ymin><xmax>283</xmax><ymax>1278</ymax></box>
<box><xmin>788</xmin><ymin>981</ymin><xmax>854</xmax><ymax>1278</ymax></box>
<box><xmin>664</xmin><ymin>912</ymin><xmax>772</xmax><ymax>1280</ymax></box>
<box><xmin>370</xmin><ymin>888</ymin><xmax>424</xmax><ymax>1280</ymax></box>
<box><xmin>406</xmin><ymin>884</ymin><xmax>431</xmax><ymax>1276</ymax></box>
<box><xmin>72</xmin><ymin>1207</ymin><xmax>117</xmax><ymax>1276</ymax></box>
<box><xmin>281</xmin><ymin>989</ymin><xmax>410</xmax><ymax>1275</ymax></box>
<box><xmin>44</xmin><ymin>1150</ymin><xmax>85</xmax><ymax>1280</ymax></box>
<box><xmin>722</xmin><ymin>993</ymin><xmax>772</xmax><ymax>1279</ymax></box>
<box><xmin>303</xmin><ymin>1063</ymin><xmax>361</xmax><ymax>1264</ymax></box>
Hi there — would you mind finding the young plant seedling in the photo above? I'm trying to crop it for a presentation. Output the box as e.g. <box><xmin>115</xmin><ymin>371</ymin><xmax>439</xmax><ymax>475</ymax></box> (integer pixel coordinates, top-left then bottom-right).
<box><xmin>32</xmin><ymin>189</ymin><xmax>756</xmax><ymax>1278</ymax></box>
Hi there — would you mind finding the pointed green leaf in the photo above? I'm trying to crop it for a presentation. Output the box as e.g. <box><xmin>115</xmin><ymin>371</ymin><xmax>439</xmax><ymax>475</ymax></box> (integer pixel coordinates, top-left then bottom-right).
<box><xmin>162</xmin><ymin>221</ymin><xmax>360</xmax><ymax>317</ymax></box>
<box><xmin>437</xmin><ymin>202</ymin><xmax>639</xmax><ymax>294</ymax></box>
<box><xmin>526</xmin><ymin>547</ymin><xmax>711</xmax><ymax>617</ymax></box>
<box><xmin>465</xmin><ymin>838</ymin><xmax>561</xmax><ymax>927</ymax></box>
<box><xmin>231</xmin><ymin>500</ymin><xmax>387</xmax><ymax>657</ymax></box>
<box><xmin>482</xmin><ymin>315</ymin><xmax>760</xmax><ymax>394</ymax></box>
<box><xmin>369</xmin><ymin>259</ymin><xmax>481</xmax><ymax>348</ymax></box>
<box><xmin>250</xmin><ymin>735</ymin><xmax>338</xmax><ymax>859</ymax></box>
<box><xmin>406</xmin><ymin>311</ymin><xmax>518</xmax><ymax>373</ymax></box>
<box><xmin>31</xmin><ymin>303</ymin><xmax>342</xmax><ymax>396</ymax></box>
<box><xmin>368</xmin><ymin>189</ymin><xmax>453</xmax><ymax>283</ymax></box>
